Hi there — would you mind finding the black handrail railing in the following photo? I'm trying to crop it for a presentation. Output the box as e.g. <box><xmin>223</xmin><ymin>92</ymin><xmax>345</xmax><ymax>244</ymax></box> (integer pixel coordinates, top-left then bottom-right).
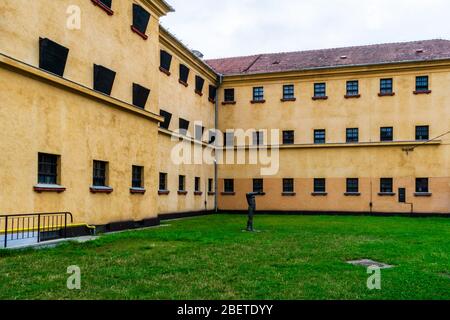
<box><xmin>0</xmin><ymin>212</ymin><xmax>73</xmax><ymax>248</ymax></box>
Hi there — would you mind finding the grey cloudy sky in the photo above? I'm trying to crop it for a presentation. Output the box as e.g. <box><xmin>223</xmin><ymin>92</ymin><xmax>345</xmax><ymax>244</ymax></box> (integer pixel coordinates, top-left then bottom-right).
<box><xmin>160</xmin><ymin>0</ymin><xmax>450</xmax><ymax>59</ymax></box>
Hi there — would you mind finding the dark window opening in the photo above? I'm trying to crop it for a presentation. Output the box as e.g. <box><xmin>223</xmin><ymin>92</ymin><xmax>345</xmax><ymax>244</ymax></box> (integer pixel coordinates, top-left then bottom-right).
<box><xmin>159</xmin><ymin>172</ymin><xmax>167</xmax><ymax>191</ymax></box>
<box><xmin>314</xmin><ymin>83</ymin><xmax>326</xmax><ymax>97</ymax></box>
<box><xmin>93</xmin><ymin>160</ymin><xmax>108</xmax><ymax>187</ymax></box>
<box><xmin>195</xmin><ymin>177</ymin><xmax>201</xmax><ymax>192</ymax></box>
<box><xmin>38</xmin><ymin>153</ymin><xmax>59</xmax><ymax>185</ymax></box>
<box><xmin>98</xmin><ymin>0</ymin><xmax>112</xmax><ymax>8</ymax></box>
<box><xmin>159</xmin><ymin>110</ymin><xmax>172</xmax><ymax>130</ymax></box>
<box><xmin>132</xmin><ymin>4</ymin><xmax>150</xmax><ymax>37</ymax></box>
<box><xmin>93</xmin><ymin>64</ymin><xmax>116</xmax><ymax>95</ymax></box>
<box><xmin>380</xmin><ymin>178</ymin><xmax>393</xmax><ymax>193</ymax></box>
<box><xmin>346</xmin><ymin>178</ymin><xmax>359</xmax><ymax>193</ymax></box>
<box><xmin>283</xmin><ymin>85</ymin><xmax>295</xmax><ymax>99</ymax></box>
<box><xmin>314</xmin><ymin>178</ymin><xmax>326</xmax><ymax>193</ymax></box>
<box><xmin>415</xmin><ymin>76</ymin><xmax>429</xmax><ymax>92</ymax></box>
<box><xmin>380</xmin><ymin>78</ymin><xmax>393</xmax><ymax>94</ymax></box>
<box><xmin>179</xmin><ymin>64</ymin><xmax>190</xmax><ymax>84</ymax></box>
<box><xmin>314</xmin><ymin>129</ymin><xmax>326</xmax><ymax>144</ymax></box>
<box><xmin>416</xmin><ymin>126</ymin><xmax>429</xmax><ymax>141</ymax></box>
<box><xmin>208</xmin><ymin>179</ymin><xmax>214</xmax><ymax>193</ymax></box>
<box><xmin>132</xmin><ymin>166</ymin><xmax>143</xmax><ymax>188</ymax></box>
<box><xmin>179</xmin><ymin>118</ymin><xmax>190</xmax><ymax>135</ymax></box>
<box><xmin>416</xmin><ymin>178</ymin><xmax>429</xmax><ymax>193</ymax></box>
<box><xmin>160</xmin><ymin>50</ymin><xmax>172</xmax><ymax>73</ymax></box>
<box><xmin>283</xmin><ymin>131</ymin><xmax>295</xmax><ymax>145</ymax></box>
<box><xmin>346</xmin><ymin>128</ymin><xmax>359</xmax><ymax>143</ymax></box>
<box><xmin>253</xmin><ymin>87</ymin><xmax>264</xmax><ymax>101</ymax></box>
<box><xmin>380</xmin><ymin>127</ymin><xmax>393</xmax><ymax>142</ymax></box>
<box><xmin>224</xmin><ymin>89</ymin><xmax>235</xmax><ymax>102</ymax></box>
<box><xmin>195</xmin><ymin>76</ymin><xmax>205</xmax><ymax>95</ymax></box>
<box><xmin>283</xmin><ymin>179</ymin><xmax>294</xmax><ymax>193</ymax></box>
<box><xmin>224</xmin><ymin>179</ymin><xmax>234</xmax><ymax>193</ymax></box>
<box><xmin>132</xmin><ymin>83</ymin><xmax>150</xmax><ymax>109</ymax></box>
<box><xmin>39</xmin><ymin>38</ymin><xmax>69</xmax><ymax>77</ymax></box>
<box><xmin>346</xmin><ymin>80</ymin><xmax>359</xmax><ymax>96</ymax></box>
<box><xmin>253</xmin><ymin>179</ymin><xmax>264</xmax><ymax>193</ymax></box>
<box><xmin>178</xmin><ymin>175</ymin><xmax>186</xmax><ymax>192</ymax></box>
<box><xmin>209</xmin><ymin>85</ymin><xmax>217</xmax><ymax>102</ymax></box>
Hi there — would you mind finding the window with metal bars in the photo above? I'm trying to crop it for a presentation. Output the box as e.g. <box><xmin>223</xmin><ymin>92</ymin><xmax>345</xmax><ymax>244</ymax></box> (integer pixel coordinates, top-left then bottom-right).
<box><xmin>380</xmin><ymin>127</ymin><xmax>393</xmax><ymax>141</ymax></box>
<box><xmin>224</xmin><ymin>179</ymin><xmax>234</xmax><ymax>193</ymax></box>
<box><xmin>253</xmin><ymin>179</ymin><xmax>264</xmax><ymax>193</ymax></box>
<box><xmin>346</xmin><ymin>81</ymin><xmax>359</xmax><ymax>96</ymax></box>
<box><xmin>314</xmin><ymin>129</ymin><xmax>326</xmax><ymax>144</ymax></box>
<box><xmin>178</xmin><ymin>175</ymin><xmax>186</xmax><ymax>192</ymax></box>
<box><xmin>314</xmin><ymin>179</ymin><xmax>326</xmax><ymax>193</ymax></box>
<box><xmin>224</xmin><ymin>89</ymin><xmax>235</xmax><ymax>102</ymax></box>
<box><xmin>159</xmin><ymin>172</ymin><xmax>167</xmax><ymax>191</ymax></box>
<box><xmin>283</xmin><ymin>179</ymin><xmax>294</xmax><ymax>193</ymax></box>
<box><xmin>38</xmin><ymin>153</ymin><xmax>59</xmax><ymax>185</ymax></box>
<box><xmin>253</xmin><ymin>87</ymin><xmax>264</xmax><ymax>101</ymax></box>
<box><xmin>416</xmin><ymin>126</ymin><xmax>429</xmax><ymax>141</ymax></box>
<box><xmin>346</xmin><ymin>178</ymin><xmax>359</xmax><ymax>193</ymax></box>
<box><xmin>415</xmin><ymin>76</ymin><xmax>429</xmax><ymax>92</ymax></box>
<box><xmin>346</xmin><ymin>128</ymin><xmax>359</xmax><ymax>143</ymax></box>
<box><xmin>380</xmin><ymin>78</ymin><xmax>393</xmax><ymax>94</ymax></box>
<box><xmin>93</xmin><ymin>160</ymin><xmax>107</xmax><ymax>187</ymax></box>
<box><xmin>380</xmin><ymin>178</ymin><xmax>393</xmax><ymax>193</ymax></box>
<box><xmin>131</xmin><ymin>166</ymin><xmax>143</xmax><ymax>188</ymax></box>
<box><xmin>314</xmin><ymin>83</ymin><xmax>326</xmax><ymax>97</ymax></box>
<box><xmin>283</xmin><ymin>85</ymin><xmax>295</xmax><ymax>99</ymax></box>
<box><xmin>283</xmin><ymin>131</ymin><xmax>295</xmax><ymax>145</ymax></box>
<box><xmin>416</xmin><ymin>178</ymin><xmax>429</xmax><ymax>193</ymax></box>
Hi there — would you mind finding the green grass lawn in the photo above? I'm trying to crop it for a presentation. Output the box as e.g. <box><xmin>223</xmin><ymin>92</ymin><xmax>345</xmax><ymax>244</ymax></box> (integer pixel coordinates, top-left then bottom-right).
<box><xmin>0</xmin><ymin>214</ymin><xmax>449</xmax><ymax>300</ymax></box>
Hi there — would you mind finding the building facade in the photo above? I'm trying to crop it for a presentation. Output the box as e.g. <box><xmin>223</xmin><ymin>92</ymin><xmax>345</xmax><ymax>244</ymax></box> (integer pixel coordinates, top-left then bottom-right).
<box><xmin>0</xmin><ymin>0</ymin><xmax>448</xmax><ymax>231</ymax></box>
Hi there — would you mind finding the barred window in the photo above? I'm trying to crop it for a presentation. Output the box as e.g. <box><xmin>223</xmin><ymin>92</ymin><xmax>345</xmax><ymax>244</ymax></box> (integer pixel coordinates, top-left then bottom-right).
<box><xmin>314</xmin><ymin>179</ymin><xmax>326</xmax><ymax>193</ymax></box>
<box><xmin>314</xmin><ymin>83</ymin><xmax>326</xmax><ymax>97</ymax></box>
<box><xmin>346</xmin><ymin>128</ymin><xmax>359</xmax><ymax>143</ymax></box>
<box><xmin>380</xmin><ymin>127</ymin><xmax>393</xmax><ymax>141</ymax></box>
<box><xmin>132</xmin><ymin>166</ymin><xmax>143</xmax><ymax>188</ymax></box>
<box><xmin>346</xmin><ymin>81</ymin><xmax>359</xmax><ymax>96</ymax></box>
<box><xmin>283</xmin><ymin>130</ymin><xmax>295</xmax><ymax>145</ymax></box>
<box><xmin>224</xmin><ymin>89</ymin><xmax>235</xmax><ymax>102</ymax></box>
<box><xmin>380</xmin><ymin>178</ymin><xmax>393</xmax><ymax>193</ymax></box>
<box><xmin>159</xmin><ymin>173</ymin><xmax>168</xmax><ymax>191</ymax></box>
<box><xmin>416</xmin><ymin>126</ymin><xmax>429</xmax><ymax>141</ymax></box>
<box><xmin>283</xmin><ymin>85</ymin><xmax>295</xmax><ymax>99</ymax></box>
<box><xmin>93</xmin><ymin>160</ymin><xmax>107</xmax><ymax>187</ymax></box>
<box><xmin>380</xmin><ymin>78</ymin><xmax>393</xmax><ymax>94</ymax></box>
<box><xmin>253</xmin><ymin>87</ymin><xmax>264</xmax><ymax>101</ymax></box>
<box><xmin>178</xmin><ymin>175</ymin><xmax>186</xmax><ymax>192</ymax></box>
<box><xmin>38</xmin><ymin>153</ymin><xmax>59</xmax><ymax>185</ymax></box>
<box><xmin>416</xmin><ymin>76</ymin><xmax>429</xmax><ymax>92</ymax></box>
<box><xmin>314</xmin><ymin>129</ymin><xmax>326</xmax><ymax>144</ymax></box>
<box><xmin>253</xmin><ymin>179</ymin><xmax>264</xmax><ymax>193</ymax></box>
<box><xmin>283</xmin><ymin>179</ymin><xmax>294</xmax><ymax>193</ymax></box>
<box><xmin>224</xmin><ymin>179</ymin><xmax>234</xmax><ymax>193</ymax></box>
<box><xmin>416</xmin><ymin>178</ymin><xmax>429</xmax><ymax>193</ymax></box>
<box><xmin>346</xmin><ymin>178</ymin><xmax>359</xmax><ymax>193</ymax></box>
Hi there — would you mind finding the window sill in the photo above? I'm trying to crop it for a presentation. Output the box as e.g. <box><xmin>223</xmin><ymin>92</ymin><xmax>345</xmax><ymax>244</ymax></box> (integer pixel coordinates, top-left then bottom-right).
<box><xmin>159</xmin><ymin>67</ymin><xmax>171</xmax><ymax>76</ymax></box>
<box><xmin>413</xmin><ymin>90</ymin><xmax>431</xmax><ymax>95</ymax></box>
<box><xmin>178</xmin><ymin>79</ymin><xmax>188</xmax><ymax>87</ymax></box>
<box><xmin>312</xmin><ymin>192</ymin><xmax>328</xmax><ymax>196</ymax></box>
<box><xmin>195</xmin><ymin>90</ymin><xmax>203</xmax><ymax>97</ymax></box>
<box><xmin>222</xmin><ymin>101</ymin><xmax>236</xmax><ymax>105</ymax></box>
<box><xmin>34</xmin><ymin>185</ymin><xmax>66</xmax><ymax>193</ymax></box>
<box><xmin>130</xmin><ymin>26</ymin><xmax>148</xmax><ymax>40</ymax></box>
<box><xmin>281</xmin><ymin>98</ymin><xmax>296</xmax><ymax>102</ymax></box>
<box><xmin>130</xmin><ymin>188</ymin><xmax>146</xmax><ymax>194</ymax></box>
<box><xmin>312</xmin><ymin>96</ymin><xmax>328</xmax><ymax>100</ymax></box>
<box><xmin>194</xmin><ymin>191</ymin><xmax>203</xmax><ymax>196</ymax></box>
<box><xmin>378</xmin><ymin>92</ymin><xmax>395</xmax><ymax>97</ymax></box>
<box><xmin>208</xmin><ymin>192</ymin><xmax>216</xmax><ymax>196</ymax></box>
<box><xmin>221</xmin><ymin>192</ymin><xmax>236</xmax><ymax>196</ymax></box>
<box><xmin>414</xmin><ymin>192</ymin><xmax>432</xmax><ymax>197</ymax></box>
<box><xmin>178</xmin><ymin>191</ymin><xmax>188</xmax><ymax>196</ymax></box>
<box><xmin>378</xmin><ymin>192</ymin><xmax>396</xmax><ymax>197</ymax></box>
<box><xmin>344</xmin><ymin>192</ymin><xmax>361</xmax><ymax>196</ymax></box>
<box><xmin>158</xmin><ymin>190</ymin><xmax>170</xmax><ymax>195</ymax></box>
<box><xmin>250</xmin><ymin>100</ymin><xmax>266</xmax><ymax>104</ymax></box>
<box><xmin>91</xmin><ymin>0</ymin><xmax>114</xmax><ymax>16</ymax></box>
<box><xmin>344</xmin><ymin>94</ymin><xmax>361</xmax><ymax>99</ymax></box>
<box><xmin>208</xmin><ymin>98</ymin><xmax>216</xmax><ymax>104</ymax></box>
<box><xmin>282</xmin><ymin>192</ymin><xmax>296</xmax><ymax>197</ymax></box>
<box><xmin>90</xmin><ymin>186</ymin><xmax>113</xmax><ymax>194</ymax></box>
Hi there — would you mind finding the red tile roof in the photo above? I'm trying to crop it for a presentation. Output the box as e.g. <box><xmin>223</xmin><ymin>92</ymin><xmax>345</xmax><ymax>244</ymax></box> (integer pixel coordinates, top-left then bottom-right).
<box><xmin>205</xmin><ymin>40</ymin><xmax>450</xmax><ymax>76</ymax></box>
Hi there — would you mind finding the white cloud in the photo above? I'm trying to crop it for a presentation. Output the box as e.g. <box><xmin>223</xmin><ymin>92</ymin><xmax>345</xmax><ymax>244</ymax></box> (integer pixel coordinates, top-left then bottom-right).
<box><xmin>161</xmin><ymin>0</ymin><xmax>450</xmax><ymax>59</ymax></box>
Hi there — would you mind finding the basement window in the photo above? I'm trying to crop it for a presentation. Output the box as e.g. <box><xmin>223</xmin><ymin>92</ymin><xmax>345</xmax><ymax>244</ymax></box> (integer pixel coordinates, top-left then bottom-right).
<box><xmin>159</xmin><ymin>110</ymin><xmax>172</xmax><ymax>130</ymax></box>
<box><xmin>39</xmin><ymin>38</ymin><xmax>69</xmax><ymax>77</ymax></box>
<box><xmin>224</xmin><ymin>179</ymin><xmax>234</xmax><ymax>193</ymax></box>
<box><xmin>131</xmin><ymin>4</ymin><xmax>150</xmax><ymax>40</ymax></box>
<box><xmin>195</xmin><ymin>76</ymin><xmax>205</xmax><ymax>96</ymax></box>
<box><xmin>416</xmin><ymin>178</ymin><xmax>429</xmax><ymax>193</ymax></box>
<box><xmin>253</xmin><ymin>179</ymin><xmax>264</xmax><ymax>193</ymax></box>
<box><xmin>93</xmin><ymin>64</ymin><xmax>116</xmax><ymax>95</ymax></box>
<box><xmin>346</xmin><ymin>178</ymin><xmax>359</xmax><ymax>193</ymax></box>
<box><xmin>209</xmin><ymin>85</ymin><xmax>217</xmax><ymax>103</ymax></box>
<box><xmin>380</xmin><ymin>178</ymin><xmax>393</xmax><ymax>193</ymax></box>
<box><xmin>91</xmin><ymin>0</ymin><xmax>114</xmax><ymax>15</ymax></box>
<box><xmin>179</xmin><ymin>64</ymin><xmax>190</xmax><ymax>86</ymax></box>
<box><xmin>179</xmin><ymin>118</ymin><xmax>190</xmax><ymax>135</ymax></box>
<box><xmin>160</xmin><ymin>50</ymin><xmax>172</xmax><ymax>75</ymax></box>
<box><xmin>314</xmin><ymin>178</ymin><xmax>326</xmax><ymax>193</ymax></box>
<box><xmin>283</xmin><ymin>179</ymin><xmax>295</xmax><ymax>193</ymax></box>
<box><xmin>132</xmin><ymin>83</ymin><xmax>150</xmax><ymax>109</ymax></box>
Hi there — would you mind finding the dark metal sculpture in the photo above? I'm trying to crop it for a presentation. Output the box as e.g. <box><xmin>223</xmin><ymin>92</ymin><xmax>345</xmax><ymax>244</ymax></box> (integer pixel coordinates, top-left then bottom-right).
<box><xmin>246</xmin><ymin>192</ymin><xmax>263</xmax><ymax>232</ymax></box>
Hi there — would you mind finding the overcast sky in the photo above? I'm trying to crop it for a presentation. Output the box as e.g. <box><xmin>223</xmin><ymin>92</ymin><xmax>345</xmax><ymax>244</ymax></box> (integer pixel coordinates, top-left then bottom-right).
<box><xmin>160</xmin><ymin>0</ymin><xmax>450</xmax><ymax>59</ymax></box>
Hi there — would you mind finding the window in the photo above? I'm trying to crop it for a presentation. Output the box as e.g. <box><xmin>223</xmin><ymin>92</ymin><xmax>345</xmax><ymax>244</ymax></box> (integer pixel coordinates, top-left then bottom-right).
<box><xmin>209</xmin><ymin>85</ymin><xmax>217</xmax><ymax>102</ymax></box>
<box><xmin>159</xmin><ymin>173</ymin><xmax>168</xmax><ymax>191</ymax></box>
<box><xmin>346</xmin><ymin>81</ymin><xmax>359</xmax><ymax>96</ymax></box>
<box><xmin>380</xmin><ymin>178</ymin><xmax>393</xmax><ymax>193</ymax></box>
<box><xmin>314</xmin><ymin>83</ymin><xmax>326</xmax><ymax>97</ymax></box>
<box><xmin>314</xmin><ymin>129</ymin><xmax>326</xmax><ymax>144</ymax></box>
<box><xmin>380</xmin><ymin>78</ymin><xmax>393</xmax><ymax>94</ymax></box>
<box><xmin>416</xmin><ymin>126</ymin><xmax>429</xmax><ymax>141</ymax></box>
<box><xmin>208</xmin><ymin>179</ymin><xmax>214</xmax><ymax>193</ymax></box>
<box><xmin>195</xmin><ymin>125</ymin><xmax>204</xmax><ymax>141</ymax></box>
<box><xmin>132</xmin><ymin>83</ymin><xmax>150</xmax><ymax>109</ymax></box>
<box><xmin>253</xmin><ymin>131</ymin><xmax>264</xmax><ymax>146</ymax></box>
<box><xmin>93</xmin><ymin>160</ymin><xmax>108</xmax><ymax>187</ymax></box>
<box><xmin>224</xmin><ymin>179</ymin><xmax>234</xmax><ymax>193</ymax></box>
<box><xmin>314</xmin><ymin>179</ymin><xmax>326</xmax><ymax>193</ymax></box>
<box><xmin>224</xmin><ymin>89</ymin><xmax>235</xmax><ymax>102</ymax></box>
<box><xmin>252</xmin><ymin>87</ymin><xmax>264</xmax><ymax>101</ymax></box>
<box><xmin>160</xmin><ymin>50</ymin><xmax>172</xmax><ymax>74</ymax></box>
<box><xmin>39</xmin><ymin>38</ymin><xmax>69</xmax><ymax>77</ymax></box>
<box><xmin>346</xmin><ymin>128</ymin><xmax>359</xmax><ymax>143</ymax></box>
<box><xmin>93</xmin><ymin>64</ymin><xmax>116</xmax><ymax>95</ymax></box>
<box><xmin>283</xmin><ymin>179</ymin><xmax>294</xmax><ymax>193</ymax></box>
<box><xmin>92</xmin><ymin>0</ymin><xmax>113</xmax><ymax>15</ymax></box>
<box><xmin>224</xmin><ymin>132</ymin><xmax>234</xmax><ymax>147</ymax></box>
<box><xmin>179</xmin><ymin>118</ymin><xmax>190</xmax><ymax>135</ymax></box>
<box><xmin>283</xmin><ymin>85</ymin><xmax>295</xmax><ymax>100</ymax></box>
<box><xmin>195</xmin><ymin>177</ymin><xmax>201</xmax><ymax>192</ymax></box>
<box><xmin>159</xmin><ymin>110</ymin><xmax>172</xmax><ymax>130</ymax></box>
<box><xmin>416</xmin><ymin>178</ymin><xmax>429</xmax><ymax>193</ymax></box>
<box><xmin>380</xmin><ymin>127</ymin><xmax>393</xmax><ymax>142</ymax></box>
<box><xmin>253</xmin><ymin>179</ymin><xmax>264</xmax><ymax>193</ymax></box>
<box><xmin>283</xmin><ymin>131</ymin><xmax>295</xmax><ymax>145</ymax></box>
<box><xmin>346</xmin><ymin>178</ymin><xmax>359</xmax><ymax>193</ymax></box>
<box><xmin>179</xmin><ymin>64</ymin><xmax>190</xmax><ymax>84</ymax></box>
<box><xmin>415</xmin><ymin>76</ymin><xmax>429</xmax><ymax>92</ymax></box>
<box><xmin>132</xmin><ymin>166</ymin><xmax>143</xmax><ymax>188</ymax></box>
<box><xmin>178</xmin><ymin>175</ymin><xmax>186</xmax><ymax>192</ymax></box>
<box><xmin>131</xmin><ymin>4</ymin><xmax>150</xmax><ymax>39</ymax></box>
<box><xmin>38</xmin><ymin>153</ymin><xmax>59</xmax><ymax>185</ymax></box>
<box><xmin>195</xmin><ymin>76</ymin><xmax>205</xmax><ymax>95</ymax></box>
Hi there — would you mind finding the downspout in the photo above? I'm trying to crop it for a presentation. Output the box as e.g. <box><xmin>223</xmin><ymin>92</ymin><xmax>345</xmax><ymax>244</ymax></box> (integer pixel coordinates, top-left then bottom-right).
<box><xmin>214</xmin><ymin>74</ymin><xmax>223</xmax><ymax>213</ymax></box>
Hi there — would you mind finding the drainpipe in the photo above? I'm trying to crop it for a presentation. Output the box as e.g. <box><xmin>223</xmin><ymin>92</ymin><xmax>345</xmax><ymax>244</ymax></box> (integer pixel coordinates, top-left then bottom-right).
<box><xmin>214</xmin><ymin>74</ymin><xmax>223</xmax><ymax>213</ymax></box>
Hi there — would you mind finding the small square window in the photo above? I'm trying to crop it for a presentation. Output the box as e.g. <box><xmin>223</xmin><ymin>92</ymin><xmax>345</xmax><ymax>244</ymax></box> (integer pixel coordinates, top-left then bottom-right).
<box><xmin>224</xmin><ymin>179</ymin><xmax>234</xmax><ymax>193</ymax></box>
<box><xmin>346</xmin><ymin>81</ymin><xmax>359</xmax><ymax>96</ymax></box>
<box><xmin>380</xmin><ymin>178</ymin><xmax>393</xmax><ymax>193</ymax></box>
<box><xmin>416</xmin><ymin>178</ymin><xmax>429</xmax><ymax>193</ymax></box>
<box><xmin>314</xmin><ymin>129</ymin><xmax>326</xmax><ymax>144</ymax></box>
<box><xmin>253</xmin><ymin>87</ymin><xmax>264</xmax><ymax>101</ymax></box>
<box><xmin>283</xmin><ymin>130</ymin><xmax>295</xmax><ymax>145</ymax></box>
<box><xmin>224</xmin><ymin>89</ymin><xmax>235</xmax><ymax>102</ymax></box>
<box><xmin>314</xmin><ymin>83</ymin><xmax>326</xmax><ymax>97</ymax></box>
<box><xmin>380</xmin><ymin>127</ymin><xmax>393</xmax><ymax>142</ymax></box>
<box><xmin>159</xmin><ymin>172</ymin><xmax>168</xmax><ymax>191</ymax></box>
<box><xmin>416</xmin><ymin>76</ymin><xmax>429</xmax><ymax>92</ymax></box>
<box><xmin>346</xmin><ymin>128</ymin><xmax>359</xmax><ymax>143</ymax></box>
<box><xmin>283</xmin><ymin>179</ymin><xmax>294</xmax><ymax>193</ymax></box>
<box><xmin>416</xmin><ymin>126</ymin><xmax>429</xmax><ymax>141</ymax></box>
<box><xmin>132</xmin><ymin>166</ymin><xmax>144</xmax><ymax>188</ymax></box>
<box><xmin>346</xmin><ymin>178</ymin><xmax>359</xmax><ymax>193</ymax></box>
<box><xmin>93</xmin><ymin>160</ymin><xmax>108</xmax><ymax>187</ymax></box>
<box><xmin>253</xmin><ymin>179</ymin><xmax>264</xmax><ymax>193</ymax></box>
<box><xmin>283</xmin><ymin>85</ymin><xmax>295</xmax><ymax>99</ymax></box>
<box><xmin>380</xmin><ymin>78</ymin><xmax>393</xmax><ymax>94</ymax></box>
<box><xmin>178</xmin><ymin>175</ymin><xmax>186</xmax><ymax>192</ymax></box>
<box><xmin>314</xmin><ymin>179</ymin><xmax>326</xmax><ymax>193</ymax></box>
<box><xmin>38</xmin><ymin>153</ymin><xmax>59</xmax><ymax>185</ymax></box>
